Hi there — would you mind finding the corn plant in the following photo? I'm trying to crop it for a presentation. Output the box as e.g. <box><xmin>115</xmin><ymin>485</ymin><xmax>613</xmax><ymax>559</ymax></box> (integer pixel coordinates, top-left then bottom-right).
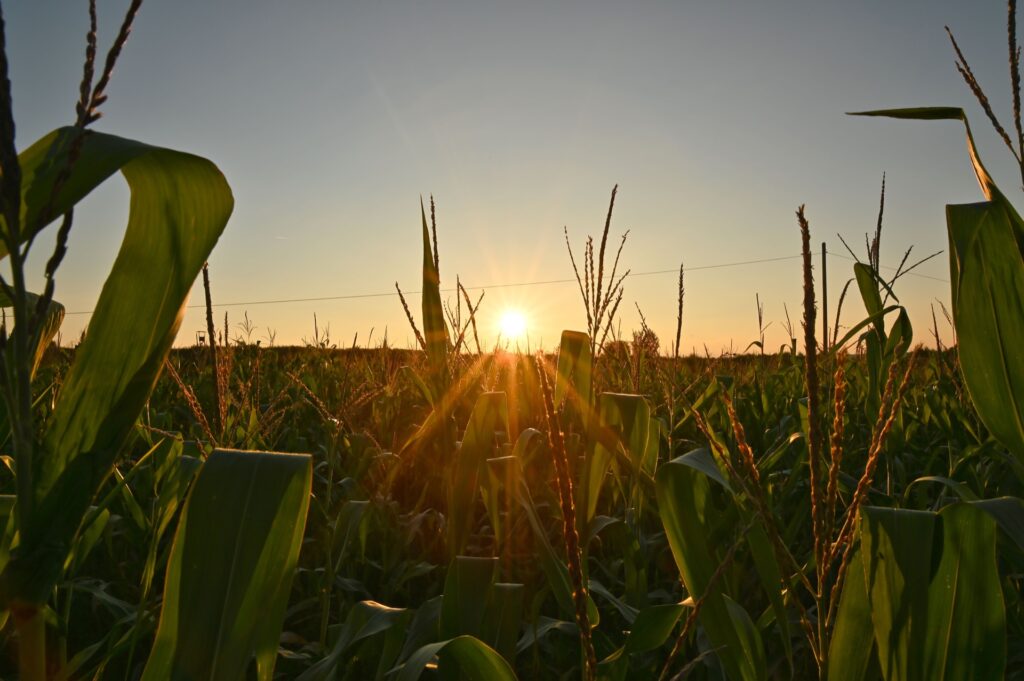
<box><xmin>0</xmin><ymin>4</ymin><xmax>312</xmax><ymax>678</ymax></box>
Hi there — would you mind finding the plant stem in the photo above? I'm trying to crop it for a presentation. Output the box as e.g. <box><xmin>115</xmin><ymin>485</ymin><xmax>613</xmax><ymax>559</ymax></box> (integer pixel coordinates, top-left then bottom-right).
<box><xmin>14</xmin><ymin>604</ymin><xmax>46</xmax><ymax>681</ymax></box>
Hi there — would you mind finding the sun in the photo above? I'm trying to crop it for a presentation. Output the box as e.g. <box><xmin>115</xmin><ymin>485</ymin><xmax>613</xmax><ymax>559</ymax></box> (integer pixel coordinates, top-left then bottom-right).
<box><xmin>498</xmin><ymin>308</ymin><xmax>528</xmax><ymax>341</ymax></box>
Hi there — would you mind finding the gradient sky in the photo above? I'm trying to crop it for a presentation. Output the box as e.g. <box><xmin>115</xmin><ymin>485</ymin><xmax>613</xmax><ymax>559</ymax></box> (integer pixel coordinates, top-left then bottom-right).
<box><xmin>5</xmin><ymin>0</ymin><xmax>1016</xmax><ymax>352</ymax></box>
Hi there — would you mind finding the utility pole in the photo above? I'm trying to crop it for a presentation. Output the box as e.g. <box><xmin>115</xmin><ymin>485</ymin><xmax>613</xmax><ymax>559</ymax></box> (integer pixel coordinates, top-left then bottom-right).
<box><xmin>821</xmin><ymin>242</ymin><xmax>828</xmax><ymax>353</ymax></box>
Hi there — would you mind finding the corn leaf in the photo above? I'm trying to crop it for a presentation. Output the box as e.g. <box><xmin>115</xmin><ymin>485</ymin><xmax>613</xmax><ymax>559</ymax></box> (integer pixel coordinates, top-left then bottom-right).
<box><xmin>554</xmin><ymin>330</ymin><xmax>592</xmax><ymax>408</ymax></box>
<box><xmin>440</xmin><ymin>556</ymin><xmax>497</xmax><ymax>641</ymax></box>
<box><xmin>582</xmin><ymin>393</ymin><xmax>650</xmax><ymax>524</ymax></box>
<box><xmin>858</xmin><ymin>503</ymin><xmax>1005</xmax><ymax>681</ymax></box>
<box><xmin>396</xmin><ymin>635</ymin><xmax>517</xmax><ymax>681</ymax></box>
<box><xmin>827</xmin><ymin>548</ymin><xmax>877</xmax><ymax>681</ymax></box>
<box><xmin>420</xmin><ymin>199</ymin><xmax>448</xmax><ymax>373</ymax></box>
<box><xmin>448</xmin><ymin>393</ymin><xmax>506</xmax><ymax>555</ymax></box>
<box><xmin>141</xmin><ymin>449</ymin><xmax>312</xmax><ymax>681</ymax></box>
<box><xmin>655</xmin><ymin>451</ymin><xmax>766</xmax><ymax>681</ymax></box>
<box><xmin>0</xmin><ymin>127</ymin><xmax>232</xmax><ymax>607</ymax></box>
<box><xmin>946</xmin><ymin>201</ymin><xmax>1024</xmax><ymax>458</ymax></box>
<box><xmin>852</xmin><ymin>108</ymin><xmax>1024</xmax><ymax>459</ymax></box>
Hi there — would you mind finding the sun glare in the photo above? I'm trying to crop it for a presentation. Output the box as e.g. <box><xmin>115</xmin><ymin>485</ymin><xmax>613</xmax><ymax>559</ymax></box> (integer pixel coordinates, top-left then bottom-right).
<box><xmin>499</xmin><ymin>309</ymin><xmax>528</xmax><ymax>341</ymax></box>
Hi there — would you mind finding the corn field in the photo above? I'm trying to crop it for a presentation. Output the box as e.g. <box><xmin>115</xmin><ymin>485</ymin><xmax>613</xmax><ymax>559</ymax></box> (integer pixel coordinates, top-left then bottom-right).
<box><xmin>2</xmin><ymin>1</ymin><xmax>1024</xmax><ymax>680</ymax></box>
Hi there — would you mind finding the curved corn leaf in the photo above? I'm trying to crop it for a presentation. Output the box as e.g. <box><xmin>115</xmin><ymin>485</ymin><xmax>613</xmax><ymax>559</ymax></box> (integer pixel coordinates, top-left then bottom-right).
<box><xmin>848</xmin><ymin>109</ymin><xmax>996</xmax><ymax>199</ymax></box>
<box><xmin>624</xmin><ymin>601</ymin><xmax>686</xmax><ymax>655</ymax></box>
<box><xmin>723</xmin><ymin>595</ymin><xmax>767</xmax><ymax>680</ymax></box>
<box><xmin>0</xmin><ymin>290</ymin><xmax>64</xmax><ymax>379</ymax></box>
<box><xmin>297</xmin><ymin>600</ymin><xmax>410</xmax><ymax>681</ymax></box>
<box><xmin>970</xmin><ymin>496</ymin><xmax>1024</xmax><ymax>553</ymax></box>
<box><xmin>860</xmin><ymin>507</ymin><xmax>936</xmax><ymax>681</ymax></box>
<box><xmin>141</xmin><ymin>449</ymin><xmax>312</xmax><ymax>681</ymax></box>
<box><xmin>853</xmin><ymin>108</ymin><xmax>1024</xmax><ymax>459</ymax></box>
<box><xmin>0</xmin><ymin>127</ymin><xmax>232</xmax><ymax>607</ymax></box>
<box><xmin>397</xmin><ymin>635</ymin><xmax>517</xmax><ymax>681</ymax></box>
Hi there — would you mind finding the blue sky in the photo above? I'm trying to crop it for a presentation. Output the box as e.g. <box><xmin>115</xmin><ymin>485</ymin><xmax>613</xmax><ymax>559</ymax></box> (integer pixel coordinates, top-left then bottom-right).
<box><xmin>5</xmin><ymin>0</ymin><xmax>1016</xmax><ymax>351</ymax></box>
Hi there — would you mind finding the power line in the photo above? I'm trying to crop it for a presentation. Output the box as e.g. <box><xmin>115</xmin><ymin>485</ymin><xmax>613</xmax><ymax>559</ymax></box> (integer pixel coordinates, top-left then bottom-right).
<box><xmin>825</xmin><ymin>249</ymin><xmax>950</xmax><ymax>284</ymax></box>
<box><xmin>62</xmin><ymin>249</ymin><xmax>949</xmax><ymax>317</ymax></box>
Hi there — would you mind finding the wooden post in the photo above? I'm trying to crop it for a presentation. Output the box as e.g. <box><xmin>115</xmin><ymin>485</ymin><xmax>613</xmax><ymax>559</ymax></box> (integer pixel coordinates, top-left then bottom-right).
<box><xmin>821</xmin><ymin>242</ymin><xmax>828</xmax><ymax>353</ymax></box>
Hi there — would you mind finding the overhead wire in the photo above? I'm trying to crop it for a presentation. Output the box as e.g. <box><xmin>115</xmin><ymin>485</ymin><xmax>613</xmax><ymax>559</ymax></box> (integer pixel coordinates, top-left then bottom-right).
<box><xmin>62</xmin><ymin>249</ymin><xmax>948</xmax><ymax>317</ymax></box>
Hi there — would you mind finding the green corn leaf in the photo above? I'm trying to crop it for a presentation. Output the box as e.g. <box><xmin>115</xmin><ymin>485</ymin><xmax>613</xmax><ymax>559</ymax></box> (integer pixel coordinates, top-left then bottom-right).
<box><xmin>858</xmin><ymin>504</ymin><xmax>1005</xmax><ymax>681</ymax></box>
<box><xmin>582</xmin><ymin>393</ymin><xmax>650</xmax><ymax>524</ymax></box>
<box><xmin>746</xmin><ymin>522</ymin><xmax>792</xmax><ymax>673</ymax></box>
<box><xmin>854</xmin><ymin>263</ymin><xmax>885</xmax><ymax>335</ymax></box>
<box><xmin>827</xmin><ymin>548</ymin><xmax>876</xmax><ymax>681</ymax></box>
<box><xmin>860</xmin><ymin>507</ymin><xmax>935</xmax><ymax>681</ymax></box>
<box><xmin>922</xmin><ymin>504</ymin><xmax>1004</xmax><ymax>680</ymax></box>
<box><xmin>830</xmin><ymin>305</ymin><xmax>901</xmax><ymax>354</ymax></box>
<box><xmin>448</xmin><ymin>393</ymin><xmax>507</xmax><ymax>555</ymax></box>
<box><xmin>396</xmin><ymin>635</ymin><xmax>518</xmax><ymax>681</ymax></box>
<box><xmin>0</xmin><ymin>127</ymin><xmax>232</xmax><ymax>607</ymax></box>
<box><xmin>623</xmin><ymin>601</ymin><xmax>686</xmax><ymax>655</ymax></box>
<box><xmin>483</xmin><ymin>583</ymin><xmax>524</xmax><ymax>664</ymax></box>
<box><xmin>554</xmin><ymin>330</ymin><xmax>592</xmax><ymax>408</ymax></box>
<box><xmin>946</xmin><ymin>200</ymin><xmax>1024</xmax><ymax>458</ymax></box>
<box><xmin>970</xmin><ymin>496</ymin><xmax>1024</xmax><ymax>553</ymax></box>
<box><xmin>514</xmin><ymin>467</ymin><xmax>599</xmax><ymax>627</ymax></box>
<box><xmin>440</xmin><ymin>556</ymin><xmax>497</xmax><ymax>640</ymax></box>
<box><xmin>0</xmin><ymin>290</ymin><xmax>64</xmax><ymax>380</ymax></box>
<box><xmin>723</xmin><ymin>595</ymin><xmax>767</xmax><ymax>681</ymax></box>
<box><xmin>655</xmin><ymin>451</ymin><xmax>765</xmax><ymax>681</ymax></box>
<box><xmin>298</xmin><ymin>601</ymin><xmax>410</xmax><ymax>681</ymax></box>
<box><xmin>848</xmin><ymin>108</ymin><xmax>996</xmax><ymax>199</ymax></box>
<box><xmin>882</xmin><ymin>308</ymin><xmax>912</xmax><ymax>359</ymax></box>
<box><xmin>853</xmin><ymin>108</ymin><xmax>1024</xmax><ymax>459</ymax></box>
<box><xmin>140</xmin><ymin>449</ymin><xmax>312</xmax><ymax>681</ymax></box>
<box><xmin>420</xmin><ymin>198</ymin><xmax>448</xmax><ymax>373</ymax></box>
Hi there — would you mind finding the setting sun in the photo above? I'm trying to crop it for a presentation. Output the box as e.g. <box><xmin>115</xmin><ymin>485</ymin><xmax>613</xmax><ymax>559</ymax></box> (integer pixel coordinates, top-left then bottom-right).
<box><xmin>498</xmin><ymin>309</ymin><xmax>528</xmax><ymax>341</ymax></box>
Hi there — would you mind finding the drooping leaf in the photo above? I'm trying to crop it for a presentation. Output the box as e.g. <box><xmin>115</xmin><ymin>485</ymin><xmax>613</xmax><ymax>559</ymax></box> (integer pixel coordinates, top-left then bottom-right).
<box><xmin>0</xmin><ymin>289</ymin><xmax>64</xmax><ymax>380</ymax></box>
<box><xmin>852</xmin><ymin>108</ymin><xmax>1024</xmax><ymax>459</ymax></box>
<box><xmin>0</xmin><ymin>127</ymin><xmax>233</xmax><ymax>607</ymax></box>
<box><xmin>971</xmin><ymin>496</ymin><xmax>1024</xmax><ymax>553</ymax></box>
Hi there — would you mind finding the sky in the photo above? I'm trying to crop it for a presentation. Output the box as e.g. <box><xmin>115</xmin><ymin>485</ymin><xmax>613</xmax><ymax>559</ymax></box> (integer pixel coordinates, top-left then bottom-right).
<box><xmin>4</xmin><ymin>0</ymin><xmax>1017</xmax><ymax>352</ymax></box>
